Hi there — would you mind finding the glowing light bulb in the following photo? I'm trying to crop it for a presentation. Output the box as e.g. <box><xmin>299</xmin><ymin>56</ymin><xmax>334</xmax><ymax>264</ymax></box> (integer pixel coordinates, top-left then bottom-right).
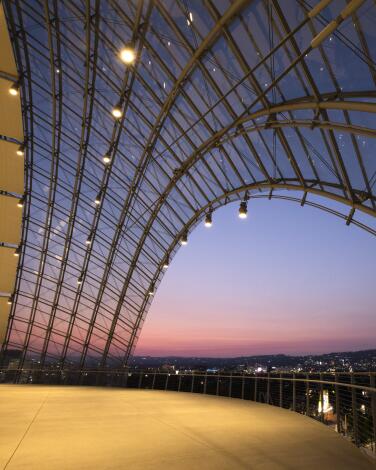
<box><xmin>9</xmin><ymin>82</ymin><xmax>19</xmax><ymax>96</ymax></box>
<box><xmin>95</xmin><ymin>192</ymin><xmax>102</xmax><ymax>205</ymax></box>
<box><xmin>112</xmin><ymin>105</ymin><xmax>122</xmax><ymax>118</ymax></box>
<box><xmin>120</xmin><ymin>47</ymin><xmax>136</xmax><ymax>64</ymax></box>
<box><xmin>17</xmin><ymin>145</ymin><xmax>25</xmax><ymax>156</ymax></box>
<box><xmin>103</xmin><ymin>153</ymin><xmax>111</xmax><ymax>164</ymax></box>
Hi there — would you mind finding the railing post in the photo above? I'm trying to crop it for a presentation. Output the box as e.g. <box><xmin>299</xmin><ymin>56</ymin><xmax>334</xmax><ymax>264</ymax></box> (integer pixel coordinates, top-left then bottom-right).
<box><xmin>292</xmin><ymin>373</ymin><xmax>296</xmax><ymax>412</ymax></box>
<box><xmin>279</xmin><ymin>374</ymin><xmax>283</xmax><ymax>407</ymax></box>
<box><xmin>241</xmin><ymin>373</ymin><xmax>245</xmax><ymax>400</ymax></box>
<box><xmin>319</xmin><ymin>373</ymin><xmax>324</xmax><ymax>423</ymax></box>
<box><xmin>335</xmin><ymin>373</ymin><xmax>341</xmax><ymax>433</ymax></box>
<box><xmin>191</xmin><ymin>373</ymin><xmax>195</xmax><ymax>393</ymax></box>
<box><xmin>216</xmin><ymin>374</ymin><xmax>220</xmax><ymax>396</ymax></box>
<box><xmin>306</xmin><ymin>373</ymin><xmax>310</xmax><ymax>416</ymax></box>
<box><xmin>178</xmin><ymin>374</ymin><xmax>182</xmax><ymax>392</ymax></box>
<box><xmin>151</xmin><ymin>372</ymin><xmax>156</xmax><ymax>390</ymax></box>
<box><xmin>370</xmin><ymin>374</ymin><xmax>376</xmax><ymax>454</ymax></box>
<box><xmin>351</xmin><ymin>373</ymin><xmax>359</xmax><ymax>446</ymax></box>
<box><xmin>123</xmin><ymin>372</ymin><xmax>129</xmax><ymax>389</ymax></box>
<box><xmin>165</xmin><ymin>373</ymin><xmax>169</xmax><ymax>391</ymax></box>
<box><xmin>203</xmin><ymin>373</ymin><xmax>207</xmax><ymax>394</ymax></box>
<box><xmin>229</xmin><ymin>372</ymin><xmax>232</xmax><ymax>398</ymax></box>
<box><xmin>138</xmin><ymin>372</ymin><xmax>143</xmax><ymax>389</ymax></box>
<box><xmin>254</xmin><ymin>375</ymin><xmax>258</xmax><ymax>402</ymax></box>
<box><xmin>266</xmin><ymin>373</ymin><xmax>270</xmax><ymax>404</ymax></box>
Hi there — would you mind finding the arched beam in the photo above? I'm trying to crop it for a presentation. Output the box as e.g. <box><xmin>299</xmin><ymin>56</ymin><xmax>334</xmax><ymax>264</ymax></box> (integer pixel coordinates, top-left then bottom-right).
<box><xmin>221</xmin><ymin>119</ymin><xmax>376</xmax><ymax>142</ymax></box>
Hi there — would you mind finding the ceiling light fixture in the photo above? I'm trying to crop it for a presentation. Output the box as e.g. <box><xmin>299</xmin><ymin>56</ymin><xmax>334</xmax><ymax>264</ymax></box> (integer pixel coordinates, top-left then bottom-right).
<box><xmin>120</xmin><ymin>46</ymin><xmax>136</xmax><ymax>65</ymax></box>
<box><xmin>112</xmin><ymin>102</ymin><xmax>122</xmax><ymax>119</ymax></box>
<box><xmin>9</xmin><ymin>81</ymin><xmax>19</xmax><ymax>96</ymax></box>
<box><xmin>16</xmin><ymin>145</ymin><xmax>25</xmax><ymax>156</ymax></box>
<box><xmin>180</xmin><ymin>232</ymin><xmax>188</xmax><ymax>245</ymax></box>
<box><xmin>239</xmin><ymin>201</ymin><xmax>248</xmax><ymax>219</ymax></box>
<box><xmin>103</xmin><ymin>153</ymin><xmax>111</xmax><ymax>164</ymax></box>
<box><xmin>95</xmin><ymin>191</ymin><xmax>102</xmax><ymax>205</ymax></box>
<box><xmin>163</xmin><ymin>256</ymin><xmax>169</xmax><ymax>269</ymax></box>
<box><xmin>204</xmin><ymin>211</ymin><xmax>212</xmax><ymax>228</ymax></box>
<box><xmin>14</xmin><ymin>245</ymin><xmax>21</xmax><ymax>257</ymax></box>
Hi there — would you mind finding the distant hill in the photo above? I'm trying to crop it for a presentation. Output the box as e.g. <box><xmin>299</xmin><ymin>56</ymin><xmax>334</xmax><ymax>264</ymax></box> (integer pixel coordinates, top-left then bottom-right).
<box><xmin>130</xmin><ymin>349</ymin><xmax>376</xmax><ymax>370</ymax></box>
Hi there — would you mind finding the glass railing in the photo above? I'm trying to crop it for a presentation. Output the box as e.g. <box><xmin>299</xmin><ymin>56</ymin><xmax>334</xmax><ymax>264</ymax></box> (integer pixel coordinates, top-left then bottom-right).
<box><xmin>1</xmin><ymin>368</ymin><xmax>375</xmax><ymax>458</ymax></box>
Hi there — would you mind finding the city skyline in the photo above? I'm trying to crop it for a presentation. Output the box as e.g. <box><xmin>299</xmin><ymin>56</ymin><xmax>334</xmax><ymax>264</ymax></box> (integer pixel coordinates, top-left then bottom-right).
<box><xmin>136</xmin><ymin>197</ymin><xmax>376</xmax><ymax>357</ymax></box>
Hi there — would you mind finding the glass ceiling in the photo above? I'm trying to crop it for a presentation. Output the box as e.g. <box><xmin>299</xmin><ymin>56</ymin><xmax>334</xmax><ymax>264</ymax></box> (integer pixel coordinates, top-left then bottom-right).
<box><xmin>2</xmin><ymin>0</ymin><xmax>376</xmax><ymax>369</ymax></box>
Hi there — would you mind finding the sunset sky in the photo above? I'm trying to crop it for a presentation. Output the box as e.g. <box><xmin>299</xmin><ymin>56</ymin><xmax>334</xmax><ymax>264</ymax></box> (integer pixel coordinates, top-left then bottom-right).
<box><xmin>135</xmin><ymin>197</ymin><xmax>376</xmax><ymax>357</ymax></box>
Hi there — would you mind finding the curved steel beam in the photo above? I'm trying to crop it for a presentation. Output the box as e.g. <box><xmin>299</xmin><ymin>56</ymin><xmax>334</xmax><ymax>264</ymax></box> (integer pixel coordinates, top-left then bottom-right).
<box><xmin>222</xmin><ymin>119</ymin><xmax>376</xmax><ymax>142</ymax></box>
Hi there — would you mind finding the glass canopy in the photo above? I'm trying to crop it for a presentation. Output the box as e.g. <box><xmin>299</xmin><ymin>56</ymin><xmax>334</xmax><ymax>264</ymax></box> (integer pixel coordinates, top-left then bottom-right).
<box><xmin>1</xmin><ymin>0</ymin><xmax>375</xmax><ymax>369</ymax></box>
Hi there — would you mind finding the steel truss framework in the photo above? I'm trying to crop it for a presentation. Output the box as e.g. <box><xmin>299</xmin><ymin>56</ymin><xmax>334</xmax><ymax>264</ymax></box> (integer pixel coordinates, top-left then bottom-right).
<box><xmin>1</xmin><ymin>0</ymin><xmax>376</xmax><ymax>369</ymax></box>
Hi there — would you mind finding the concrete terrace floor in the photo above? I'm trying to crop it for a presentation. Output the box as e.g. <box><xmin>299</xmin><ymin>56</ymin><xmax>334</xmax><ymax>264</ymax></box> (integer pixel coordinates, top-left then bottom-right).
<box><xmin>0</xmin><ymin>385</ymin><xmax>374</xmax><ymax>469</ymax></box>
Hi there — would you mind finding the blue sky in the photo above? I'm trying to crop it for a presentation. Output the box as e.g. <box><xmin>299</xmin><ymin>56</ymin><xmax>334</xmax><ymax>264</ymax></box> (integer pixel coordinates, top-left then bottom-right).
<box><xmin>136</xmin><ymin>196</ymin><xmax>376</xmax><ymax>357</ymax></box>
